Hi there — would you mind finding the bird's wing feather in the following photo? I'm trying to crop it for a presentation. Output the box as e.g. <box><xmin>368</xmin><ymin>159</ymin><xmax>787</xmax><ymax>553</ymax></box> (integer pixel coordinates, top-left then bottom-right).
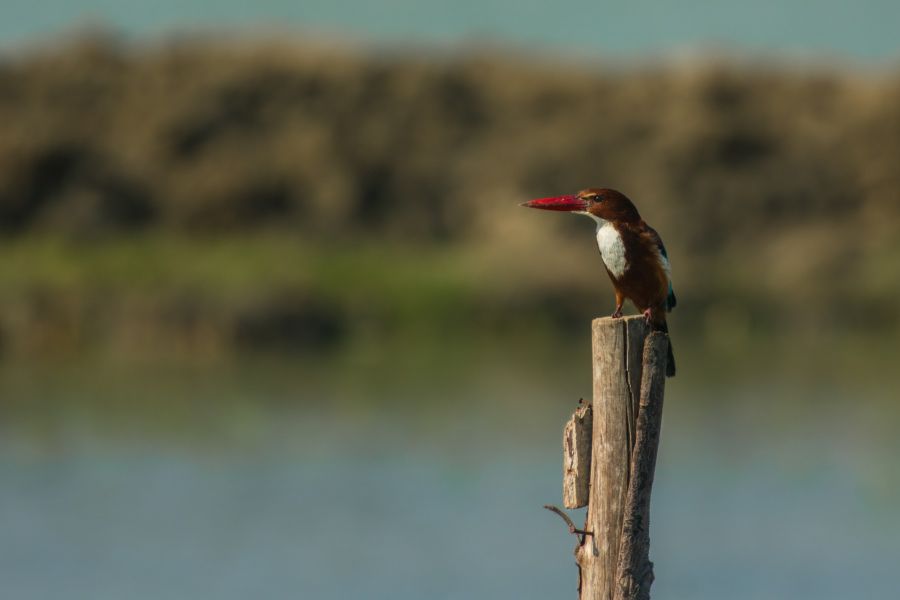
<box><xmin>642</xmin><ymin>224</ymin><xmax>677</xmax><ymax>311</ymax></box>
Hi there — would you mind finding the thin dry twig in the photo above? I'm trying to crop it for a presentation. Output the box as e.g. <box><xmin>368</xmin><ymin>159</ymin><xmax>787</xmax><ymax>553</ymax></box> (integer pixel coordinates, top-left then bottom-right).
<box><xmin>543</xmin><ymin>504</ymin><xmax>592</xmax><ymax>537</ymax></box>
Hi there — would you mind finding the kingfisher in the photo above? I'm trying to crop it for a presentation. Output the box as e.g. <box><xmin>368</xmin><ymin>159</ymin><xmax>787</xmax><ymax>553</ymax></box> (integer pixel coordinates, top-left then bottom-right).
<box><xmin>522</xmin><ymin>188</ymin><xmax>676</xmax><ymax>377</ymax></box>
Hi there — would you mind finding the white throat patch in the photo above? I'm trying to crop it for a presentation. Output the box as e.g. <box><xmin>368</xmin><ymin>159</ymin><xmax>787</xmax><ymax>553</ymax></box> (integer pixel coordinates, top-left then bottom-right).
<box><xmin>586</xmin><ymin>216</ymin><xmax>628</xmax><ymax>279</ymax></box>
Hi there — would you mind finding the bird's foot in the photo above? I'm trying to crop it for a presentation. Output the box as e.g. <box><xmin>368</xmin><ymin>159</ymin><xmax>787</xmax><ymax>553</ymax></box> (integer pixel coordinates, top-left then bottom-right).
<box><xmin>642</xmin><ymin>308</ymin><xmax>653</xmax><ymax>324</ymax></box>
<box><xmin>610</xmin><ymin>308</ymin><xmax>623</xmax><ymax>319</ymax></box>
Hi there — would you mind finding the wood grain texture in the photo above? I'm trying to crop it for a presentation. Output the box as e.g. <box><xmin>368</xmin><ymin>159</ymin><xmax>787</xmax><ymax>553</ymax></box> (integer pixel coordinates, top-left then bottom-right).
<box><xmin>563</xmin><ymin>404</ymin><xmax>593</xmax><ymax>509</ymax></box>
<box><xmin>577</xmin><ymin>316</ymin><xmax>649</xmax><ymax>600</ymax></box>
<box><xmin>613</xmin><ymin>332</ymin><xmax>668</xmax><ymax>600</ymax></box>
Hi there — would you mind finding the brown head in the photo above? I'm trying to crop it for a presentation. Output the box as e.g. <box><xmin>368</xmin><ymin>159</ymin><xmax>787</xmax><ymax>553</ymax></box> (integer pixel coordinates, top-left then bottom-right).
<box><xmin>521</xmin><ymin>188</ymin><xmax>641</xmax><ymax>223</ymax></box>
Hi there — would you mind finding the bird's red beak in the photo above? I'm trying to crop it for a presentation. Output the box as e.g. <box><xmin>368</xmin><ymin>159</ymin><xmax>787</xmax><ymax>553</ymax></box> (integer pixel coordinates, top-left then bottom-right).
<box><xmin>520</xmin><ymin>195</ymin><xmax>588</xmax><ymax>211</ymax></box>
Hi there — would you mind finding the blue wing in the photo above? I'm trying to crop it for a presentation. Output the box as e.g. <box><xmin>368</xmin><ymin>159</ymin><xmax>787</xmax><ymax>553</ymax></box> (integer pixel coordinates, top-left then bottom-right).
<box><xmin>666</xmin><ymin>282</ymin><xmax>677</xmax><ymax>312</ymax></box>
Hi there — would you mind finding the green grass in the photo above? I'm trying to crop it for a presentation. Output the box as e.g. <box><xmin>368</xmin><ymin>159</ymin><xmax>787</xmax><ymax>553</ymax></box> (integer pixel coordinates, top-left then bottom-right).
<box><xmin>0</xmin><ymin>233</ymin><xmax>477</xmax><ymax>306</ymax></box>
<box><xmin>0</xmin><ymin>234</ymin><xmax>512</xmax><ymax>359</ymax></box>
<box><xmin>2</xmin><ymin>233</ymin><xmax>899</xmax><ymax>380</ymax></box>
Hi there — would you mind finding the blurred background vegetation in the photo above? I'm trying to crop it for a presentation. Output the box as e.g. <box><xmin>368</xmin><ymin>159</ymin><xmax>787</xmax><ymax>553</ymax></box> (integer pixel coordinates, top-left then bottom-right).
<box><xmin>2</xmin><ymin>34</ymin><xmax>900</xmax><ymax>362</ymax></box>
<box><xmin>1</xmin><ymin>4</ymin><xmax>899</xmax><ymax>599</ymax></box>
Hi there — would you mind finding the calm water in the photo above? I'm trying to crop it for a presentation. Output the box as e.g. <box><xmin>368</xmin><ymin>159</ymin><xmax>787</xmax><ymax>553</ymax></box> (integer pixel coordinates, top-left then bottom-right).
<box><xmin>3</xmin><ymin>0</ymin><xmax>900</xmax><ymax>62</ymax></box>
<box><xmin>1</xmin><ymin>348</ymin><xmax>898</xmax><ymax>600</ymax></box>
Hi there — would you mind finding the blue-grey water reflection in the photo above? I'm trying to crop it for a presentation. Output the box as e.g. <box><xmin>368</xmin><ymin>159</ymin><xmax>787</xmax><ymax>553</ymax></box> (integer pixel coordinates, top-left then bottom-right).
<box><xmin>1</xmin><ymin>355</ymin><xmax>898</xmax><ymax>600</ymax></box>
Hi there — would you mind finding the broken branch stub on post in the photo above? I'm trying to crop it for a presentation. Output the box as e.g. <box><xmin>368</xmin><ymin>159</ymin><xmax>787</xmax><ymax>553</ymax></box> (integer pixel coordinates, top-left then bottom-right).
<box><xmin>563</xmin><ymin>402</ymin><xmax>592</xmax><ymax>509</ymax></box>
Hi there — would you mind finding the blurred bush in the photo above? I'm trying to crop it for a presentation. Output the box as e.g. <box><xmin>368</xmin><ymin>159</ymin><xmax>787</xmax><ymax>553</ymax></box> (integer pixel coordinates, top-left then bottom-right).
<box><xmin>0</xmin><ymin>34</ymin><xmax>899</xmax><ymax>358</ymax></box>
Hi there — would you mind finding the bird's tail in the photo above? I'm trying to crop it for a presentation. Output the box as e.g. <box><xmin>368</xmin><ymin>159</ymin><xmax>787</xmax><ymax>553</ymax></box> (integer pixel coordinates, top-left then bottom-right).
<box><xmin>654</xmin><ymin>319</ymin><xmax>676</xmax><ymax>378</ymax></box>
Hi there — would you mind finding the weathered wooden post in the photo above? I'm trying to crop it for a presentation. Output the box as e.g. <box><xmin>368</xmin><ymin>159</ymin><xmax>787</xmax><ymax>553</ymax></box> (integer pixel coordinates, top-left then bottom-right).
<box><xmin>547</xmin><ymin>315</ymin><xmax>669</xmax><ymax>600</ymax></box>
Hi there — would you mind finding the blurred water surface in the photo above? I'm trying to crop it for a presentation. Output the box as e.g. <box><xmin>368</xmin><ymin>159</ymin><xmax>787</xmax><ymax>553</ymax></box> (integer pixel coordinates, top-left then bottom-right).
<box><xmin>3</xmin><ymin>0</ymin><xmax>900</xmax><ymax>61</ymax></box>
<box><xmin>1</xmin><ymin>338</ymin><xmax>898</xmax><ymax>600</ymax></box>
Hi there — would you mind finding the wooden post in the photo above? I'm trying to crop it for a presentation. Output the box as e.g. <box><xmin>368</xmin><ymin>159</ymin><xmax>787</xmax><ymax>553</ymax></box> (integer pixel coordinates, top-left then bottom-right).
<box><xmin>613</xmin><ymin>332</ymin><xmax>669</xmax><ymax>600</ymax></box>
<box><xmin>560</xmin><ymin>316</ymin><xmax>668</xmax><ymax>600</ymax></box>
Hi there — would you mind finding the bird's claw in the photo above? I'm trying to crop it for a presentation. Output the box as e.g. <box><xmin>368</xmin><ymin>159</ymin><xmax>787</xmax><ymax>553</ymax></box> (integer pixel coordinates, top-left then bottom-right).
<box><xmin>610</xmin><ymin>309</ymin><xmax>623</xmax><ymax>319</ymax></box>
<box><xmin>642</xmin><ymin>308</ymin><xmax>652</xmax><ymax>324</ymax></box>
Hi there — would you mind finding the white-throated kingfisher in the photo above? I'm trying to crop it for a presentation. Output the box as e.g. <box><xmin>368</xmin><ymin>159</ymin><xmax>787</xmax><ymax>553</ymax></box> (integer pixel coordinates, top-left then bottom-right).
<box><xmin>522</xmin><ymin>188</ymin><xmax>676</xmax><ymax>377</ymax></box>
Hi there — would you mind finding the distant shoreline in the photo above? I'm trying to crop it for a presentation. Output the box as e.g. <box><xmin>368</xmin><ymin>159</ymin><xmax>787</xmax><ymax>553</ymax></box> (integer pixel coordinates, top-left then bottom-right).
<box><xmin>1</xmin><ymin>37</ymin><xmax>898</xmax><ymax>357</ymax></box>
